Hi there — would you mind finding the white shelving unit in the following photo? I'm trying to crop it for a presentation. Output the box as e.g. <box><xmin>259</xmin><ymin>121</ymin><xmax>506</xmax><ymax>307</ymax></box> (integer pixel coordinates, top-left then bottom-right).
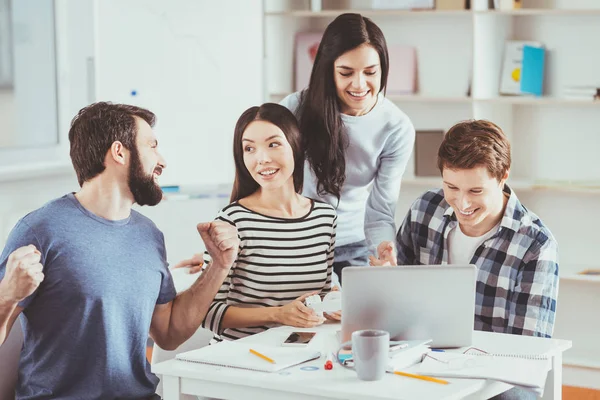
<box><xmin>264</xmin><ymin>0</ymin><xmax>600</xmax><ymax>386</ymax></box>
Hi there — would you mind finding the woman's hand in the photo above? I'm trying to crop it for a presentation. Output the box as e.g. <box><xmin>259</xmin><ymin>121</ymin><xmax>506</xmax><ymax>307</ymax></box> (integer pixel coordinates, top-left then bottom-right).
<box><xmin>369</xmin><ymin>241</ymin><xmax>397</xmax><ymax>266</ymax></box>
<box><xmin>275</xmin><ymin>292</ymin><xmax>325</xmax><ymax>328</ymax></box>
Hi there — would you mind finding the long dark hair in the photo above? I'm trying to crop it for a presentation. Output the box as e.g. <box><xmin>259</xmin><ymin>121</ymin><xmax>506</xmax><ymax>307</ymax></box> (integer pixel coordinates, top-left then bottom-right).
<box><xmin>298</xmin><ymin>13</ymin><xmax>389</xmax><ymax>200</ymax></box>
<box><xmin>230</xmin><ymin>103</ymin><xmax>304</xmax><ymax>203</ymax></box>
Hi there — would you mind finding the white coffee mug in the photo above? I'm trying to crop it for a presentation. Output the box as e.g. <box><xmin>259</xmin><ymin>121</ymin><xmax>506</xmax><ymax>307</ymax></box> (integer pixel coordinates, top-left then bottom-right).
<box><xmin>336</xmin><ymin>329</ymin><xmax>400</xmax><ymax>381</ymax></box>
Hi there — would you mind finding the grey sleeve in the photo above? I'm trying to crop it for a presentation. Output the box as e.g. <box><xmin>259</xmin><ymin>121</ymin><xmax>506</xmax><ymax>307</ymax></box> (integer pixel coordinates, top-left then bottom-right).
<box><xmin>279</xmin><ymin>92</ymin><xmax>301</xmax><ymax>115</ymax></box>
<box><xmin>156</xmin><ymin>231</ymin><xmax>176</xmax><ymax>304</ymax></box>
<box><xmin>364</xmin><ymin>118</ymin><xmax>416</xmax><ymax>254</ymax></box>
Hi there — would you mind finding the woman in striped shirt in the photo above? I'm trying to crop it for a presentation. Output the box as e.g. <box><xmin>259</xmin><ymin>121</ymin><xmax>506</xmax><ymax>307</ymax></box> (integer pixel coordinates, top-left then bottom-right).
<box><xmin>201</xmin><ymin>103</ymin><xmax>338</xmax><ymax>341</ymax></box>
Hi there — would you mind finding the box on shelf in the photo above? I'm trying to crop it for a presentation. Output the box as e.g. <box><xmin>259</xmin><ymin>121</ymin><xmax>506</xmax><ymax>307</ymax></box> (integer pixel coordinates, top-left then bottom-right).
<box><xmin>415</xmin><ymin>130</ymin><xmax>444</xmax><ymax>177</ymax></box>
<box><xmin>579</xmin><ymin>270</ymin><xmax>600</xmax><ymax>276</ymax></box>
<box><xmin>387</xmin><ymin>45</ymin><xmax>417</xmax><ymax>94</ymax></box>
<box><xmin>294</xmin><ymin>32</ymin><xmax>323</xmax><ymax>92</ymax></box>
<box><xmin>436</xmin><ymin>0</ymin><xmax>467</xmax><ymax>10</ymax></box>
<box><xmin>562</xmin><ymin>86</ymin><xmax>600</xmax><ymax>100</ymax></box>
<box><xmin>493</xmin><ymin>0</ymin><xmax>522</xmax><ymax>10</ymax></box>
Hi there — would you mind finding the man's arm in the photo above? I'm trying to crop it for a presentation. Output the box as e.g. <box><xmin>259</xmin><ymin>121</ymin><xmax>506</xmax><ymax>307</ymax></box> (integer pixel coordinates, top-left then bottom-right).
<box><xmin>150</xmin><ymin>262</ymin><xmax>231</xmax><ymax>350</ymax></box>
<box><xmin>0</xmin><ymin>303</ymin><xmax>23</xmax><ymax>346</ymax></box>
<box><xmin>149</xmin><ymin>221</ymin><xmax>238</xmax><ymax>351</ymax></box>
<box><xmin>0</xmin><ymin>245</ymin><xmax>44</xmax><ymax>344</ymax></box>
<box><xmin>507</xmin><ymin>235</ymin><xmax>559</xmax><ymax>337</ymax></box>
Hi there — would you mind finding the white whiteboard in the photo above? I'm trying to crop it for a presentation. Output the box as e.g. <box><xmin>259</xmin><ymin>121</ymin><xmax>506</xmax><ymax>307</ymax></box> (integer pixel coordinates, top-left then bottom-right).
<box><xmin>94</xmin><ymin>0</ymin><xmax>264</xmax><ymax>187</ymax></box>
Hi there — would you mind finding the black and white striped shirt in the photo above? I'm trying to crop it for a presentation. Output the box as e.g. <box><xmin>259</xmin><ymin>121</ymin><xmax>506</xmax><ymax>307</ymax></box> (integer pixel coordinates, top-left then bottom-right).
<box><xmin>202</xmin><ymin>199</ymin><xmax>336</xmax><ymax>340</ymax></box>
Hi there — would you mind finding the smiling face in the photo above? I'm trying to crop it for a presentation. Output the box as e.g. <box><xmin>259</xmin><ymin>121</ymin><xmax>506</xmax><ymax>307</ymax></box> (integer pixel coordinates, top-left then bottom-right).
<box><xmin>333</xmin><ymin>44</ymin><xmax>381</xmax><ymax>116</ymax></box>
<box><xmin>242</xmin><ymin>120</ymin><xmax>295</xmax><ymax>191</ymax></box>
<box><xmin>127</xmin><ymin>117</ymin><xmax>166</xmax><ymax>206</ymax></box>
<box><xmin>442</xmin><ymin>165</ymin><xmax>509</xmax><ymax>237</ymax></box>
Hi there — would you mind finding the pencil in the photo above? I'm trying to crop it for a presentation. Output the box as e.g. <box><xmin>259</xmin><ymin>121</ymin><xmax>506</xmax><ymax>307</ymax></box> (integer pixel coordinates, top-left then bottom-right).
<box><xmin>392</xmin><ymin>371</ymin><xmax>449</xmax><ymax>385</ymax></box>
<box><xmin>249</xmin><ymin>348</ymin><xmax>276</xmax><ymax>364</ymax></box>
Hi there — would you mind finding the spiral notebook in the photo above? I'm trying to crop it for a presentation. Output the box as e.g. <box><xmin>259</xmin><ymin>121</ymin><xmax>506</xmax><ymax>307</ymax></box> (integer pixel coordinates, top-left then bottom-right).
<box><xmin>418</xmin><ymin>351</ymin><xmax>551</xmax><ymax>391</ymax></box>
<box><xmin>176</xmin><ymin>342</ymin><xmax>322</xmax><ymax>373</ymax></box>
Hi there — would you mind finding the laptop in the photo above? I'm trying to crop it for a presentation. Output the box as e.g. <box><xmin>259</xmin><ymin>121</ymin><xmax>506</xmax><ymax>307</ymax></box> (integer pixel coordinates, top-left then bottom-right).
<box><xmin>341</xmin><ymin>265</ymin><xmax>476</xmax><ymax>348</ymax></box>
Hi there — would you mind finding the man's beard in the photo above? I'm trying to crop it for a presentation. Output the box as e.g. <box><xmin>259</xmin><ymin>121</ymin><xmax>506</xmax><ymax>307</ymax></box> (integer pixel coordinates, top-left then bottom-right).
<box><xmin>128</xmin><ymin>148</ymin><xmax>163</xmax><ymax>206</ymax></box>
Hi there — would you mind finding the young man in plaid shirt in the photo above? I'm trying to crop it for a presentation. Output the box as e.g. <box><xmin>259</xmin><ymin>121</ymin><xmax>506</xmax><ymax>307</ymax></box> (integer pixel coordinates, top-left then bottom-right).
<box><xmin>372</xmin><ymin>120</ymin><xmax>559</xmax><ymax>339</ymax></box>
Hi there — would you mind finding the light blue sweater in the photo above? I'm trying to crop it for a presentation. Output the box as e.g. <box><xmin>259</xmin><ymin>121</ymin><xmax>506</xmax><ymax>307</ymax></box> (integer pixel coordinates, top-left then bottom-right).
<box><xmin>281</xmin><ymin>92</ymin><xmax>415</xmax><ymax>253</ymax></box>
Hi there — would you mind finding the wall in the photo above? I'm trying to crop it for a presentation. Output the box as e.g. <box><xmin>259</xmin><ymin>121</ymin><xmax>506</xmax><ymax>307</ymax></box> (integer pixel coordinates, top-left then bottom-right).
<box><xmin>94</xmin><ymin>0</ymin><xmax>264</xmax><ymax>188</ymax></box>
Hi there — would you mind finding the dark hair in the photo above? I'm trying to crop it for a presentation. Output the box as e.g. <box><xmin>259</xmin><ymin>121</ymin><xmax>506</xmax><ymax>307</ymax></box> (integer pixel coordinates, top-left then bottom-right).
<box><xmin>68</xmin><ymin>102</ymin><xmax>155</xmax><ymax>186</ymax></box>
<box><xmin>298</xmin><ymin>13</ymin><xmax>389</xmax><ymax>199</ymax></box>
<box><xmin>437</xmin><ymin>120</ymin><xmax>512</xmax><ymax>181</ymax></box>
<box><xmin>230</xmin><ymin>103</ymin><xmax>304</xmax><ymax>202</ymax></box>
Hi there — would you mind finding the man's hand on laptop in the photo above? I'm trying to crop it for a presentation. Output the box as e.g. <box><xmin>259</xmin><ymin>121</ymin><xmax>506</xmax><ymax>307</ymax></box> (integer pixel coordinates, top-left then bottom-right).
<box><xmin>369</xmin><ymin>241</ymin><xmax>397</xmax><ymax>266</ymax></box>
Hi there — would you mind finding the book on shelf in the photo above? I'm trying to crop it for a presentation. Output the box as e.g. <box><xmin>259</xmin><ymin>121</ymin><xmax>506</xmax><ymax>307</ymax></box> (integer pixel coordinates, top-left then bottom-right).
<box><xmin>493</xmin><ymin>0</ymin><xmax>522</xmax><ymax>10</ymax></box>
<box><xmin>520</xmin><ymin>45</ymin><xmax>546</xmax><ymax>96</ymax></box>
<box><xmin>294</xmin><ymin>32</ymin><xmax>322</xmax><ymax>92</ymax></box>
<box><xmin>579</xmin><ymin>269</ymin><xmax>600</xmax><ymax>276</ymax></box>
<box><xmin>499</xmin><ymin>40</ymin><xmax>544</xmax><ymax>96</ymax></box>
<box><xmin>563</xmin><ymin>85</ymin><xmax>600</xmax><ymax>100</ymax></box>
<box><xmin>436</xmin><ymin>0</ymin><xmax>467</xmax><ymax>10</ymax></box>
<box><xmin>387</xmin><ymin>45</ymin><xmax>417</xmax><ymax>94</ymax></box>
<box><xmin>371</xmin><ymin>0</ymin><xmax>434</xmax><ymax>10</ymax></box>
<box><xmin>415</xmin><ymin>130</ymin><xmax>444</xmax><ymax>177</ymax></box>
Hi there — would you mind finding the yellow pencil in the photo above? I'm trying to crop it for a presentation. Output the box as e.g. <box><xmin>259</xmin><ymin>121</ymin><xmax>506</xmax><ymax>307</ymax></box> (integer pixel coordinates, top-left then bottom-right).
<box><xmin>392</xmin><ymin>370</ymin><xmax>449</xmax><ymax>385</ymax></box>
<box><xmin>249</xmin><ymin>348</ymin><xmax>276</xmax><ymax>364</ymax></box>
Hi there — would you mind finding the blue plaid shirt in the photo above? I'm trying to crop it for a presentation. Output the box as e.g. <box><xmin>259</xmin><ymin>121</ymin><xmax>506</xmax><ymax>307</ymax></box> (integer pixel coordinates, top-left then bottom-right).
<box><xmin>396</xmin><ymin>185</ymin><xmax>559</xmax><ymax>337</ymax></box>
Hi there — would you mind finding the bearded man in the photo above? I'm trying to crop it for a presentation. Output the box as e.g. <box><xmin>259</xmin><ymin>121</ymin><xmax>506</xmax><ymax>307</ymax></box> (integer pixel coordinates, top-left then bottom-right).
<box><xmin>0</xmin><ymin>102</ymin><xmax>239</xmax><ymax>400</ymax></box>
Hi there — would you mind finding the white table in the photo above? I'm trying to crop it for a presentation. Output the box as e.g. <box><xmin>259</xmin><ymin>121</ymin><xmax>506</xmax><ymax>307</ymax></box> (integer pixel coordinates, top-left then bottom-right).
<box><xmin>152</xmin><ymin>323</ymin><xmax>572</xmax><ymax>400</ymax></box>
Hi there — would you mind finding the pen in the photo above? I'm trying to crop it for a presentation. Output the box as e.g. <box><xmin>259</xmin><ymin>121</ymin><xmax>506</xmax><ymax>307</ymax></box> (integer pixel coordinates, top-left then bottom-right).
<box><xmin>391</xmin><ymin>371</ymin><xmax>449</xmax><ymax>385</ymax></box>
<box><xmin>389</xmin><ymin>343</ymin><xmax>409</xmax><ymax>352</ymax></box>
<box><xmin>324</xmin><ymin>353</ymin><xmax>333</xmax><ymax>370</ymax></box>
<box><xmin>249</xmin><ymin>348</ymin><xmax>276</xmax><ymax>364</ymax></box>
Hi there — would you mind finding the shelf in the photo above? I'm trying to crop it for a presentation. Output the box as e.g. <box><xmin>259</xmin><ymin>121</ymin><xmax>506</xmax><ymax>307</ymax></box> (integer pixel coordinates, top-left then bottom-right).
<box><xmin>266</xmin><ymin>8</ymin><xmax>600</xmax><ymax>17</ymax></box>
<box><xmin>476</xmin><ymin>9</ymin><xmax>600</xmax><ymax>16</ymax></box>
<box><xmin>559</xmin><ymin>264</ymin><xmax>600</xmax><ymax>283</ymax></box>
<box><xmin>270</xmin><ymin>93</ymin><xmax>599</xmax><ymax>107</ymax></box>
<box><xmin>265</xmin><ymin>9</ymin><xmax>472</xmax><ymax>17</ymax></box>
<box><xmin>268</xmin><ymin>93</ymin><xmax>472</xmax><ymax>104</ymax></box>
<box><xmin>561</xmin><ymin>274</ymin><xmax>600</xmax><ymax>283</ymax></box>
<box><xmin>564</xmin><ymin>356</ymin><xmax>600</xmax><ymax>370</ymax></box>
<box><xmin>477</xmin><ymin>97</ymin><xmax>600</xmax><ymax>106</ymax></box>
<box><xmin>0</xmin><ymin>161</ymin><xmax>74</xmax><ymax>183</ymax></box>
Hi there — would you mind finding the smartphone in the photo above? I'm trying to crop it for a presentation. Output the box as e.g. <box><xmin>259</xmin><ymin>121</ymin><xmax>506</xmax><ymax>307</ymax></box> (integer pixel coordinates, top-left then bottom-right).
<box><xmin>281</xmin><ymin>331</ymin><xmax>317</xmax><ymax>347</ymax></box>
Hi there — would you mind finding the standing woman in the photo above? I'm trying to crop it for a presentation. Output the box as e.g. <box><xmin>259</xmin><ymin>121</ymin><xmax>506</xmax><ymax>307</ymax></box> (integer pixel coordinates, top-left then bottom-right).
<box><xmin>281</xmin><ymin>13</ymin><xmax>415</xmax><ymax>282</ymax></box>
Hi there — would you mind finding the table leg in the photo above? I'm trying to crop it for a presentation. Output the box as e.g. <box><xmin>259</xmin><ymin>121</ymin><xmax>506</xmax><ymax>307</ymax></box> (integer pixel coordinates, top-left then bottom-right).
<box><xmin>162</xmin><ymin>375</ymin><xmax>182</xmax><ymax>400</ymax></box>
<box><xmin>542</xmin><ymin>354</ymin><xmax>563</xmax><ymax>400</ymax></box>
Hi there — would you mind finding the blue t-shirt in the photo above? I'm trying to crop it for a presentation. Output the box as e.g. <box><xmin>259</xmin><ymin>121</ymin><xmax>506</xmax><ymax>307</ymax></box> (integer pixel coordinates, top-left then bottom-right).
<box><xmin>0</xmin><ymin>193</ymin><xmax>177</xmax><ymax>399</ymax></box>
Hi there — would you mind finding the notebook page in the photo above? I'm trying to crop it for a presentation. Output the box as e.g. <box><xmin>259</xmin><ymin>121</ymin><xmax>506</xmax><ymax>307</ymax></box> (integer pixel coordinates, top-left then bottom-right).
<box><xmin>418</xmin><ymin>352</ymin><xmax>551</xmax><ymax>389</ymax></box>
<box><xmin>176</xmin><ymin>342</ymin><xmax>322</xmax><ymax>372</ymax></box>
